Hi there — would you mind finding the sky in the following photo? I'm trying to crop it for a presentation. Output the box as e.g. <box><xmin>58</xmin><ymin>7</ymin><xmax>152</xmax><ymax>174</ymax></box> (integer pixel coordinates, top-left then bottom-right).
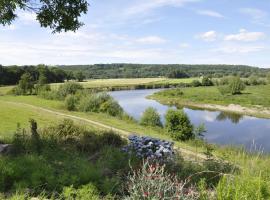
<box><xmin>1</xmin><ymin>0</ymin><xmax>270</xmax><ymax>67</ymax></box>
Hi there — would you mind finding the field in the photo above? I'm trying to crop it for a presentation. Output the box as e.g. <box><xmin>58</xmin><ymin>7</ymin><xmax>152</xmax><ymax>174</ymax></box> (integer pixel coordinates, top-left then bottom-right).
<box><xmin>1</xmin><ymin>84</ymin><xmax>270</xmax><ymax>199</ymax></box>
<box><xmin>0</xmin><ymin>86</ymin><xmax>14</xmax><ymax>95</ymax></box>
<box><xmin>49</xmin><ymin>77</ymin><xmax>200</xmax><ymax>90</ymax></box>
<box><xmin>151</xmin><ymin>85</ymin><xmax>270</xmax><ymax>108</ymax></box>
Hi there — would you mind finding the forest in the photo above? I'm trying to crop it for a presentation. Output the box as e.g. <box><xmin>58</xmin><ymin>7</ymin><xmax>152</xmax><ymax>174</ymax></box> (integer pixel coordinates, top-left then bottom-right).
<box><xmin>1</xmin><ymin>64</ymin><xmax>269</xmax><ymax>86</ymax></box>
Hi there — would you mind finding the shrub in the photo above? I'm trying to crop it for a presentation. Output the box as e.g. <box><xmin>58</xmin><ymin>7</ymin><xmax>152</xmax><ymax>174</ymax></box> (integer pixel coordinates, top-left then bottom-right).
<box><xmin>124</xmin><ymin>160</ymin><xmax>198</xmax><ymax>200</ymax></box>
<box><xmin>228</xmin><ymin>76</ymin><xmax>245</xmax><ymax>95</ymax></box>
<box><xmin>57</xmin><ymin>82</ymin><xmax>83</xmax><ymax>99</ymax></box>
<box><xmin>62</xmin><ymin>183</ymin><xmax>100</xmax><ymax>200</ymax></box>
<box><xmin>64</xmin><ymin>95</ymin><xmax>78</xmax><ymax>111</ymax></box>
<box><xmin>218</xmin><ymin>85</ymin><xmax>230</xmax><ymax>95</ymax></box>
<box><xmin>201</xmin><ymin>76</ymin><xmax>214</xmax><ymax>86</ymax></box>
<box><xmin>122</xmin><ymin>135</ymin><xmax>174</xmax><ymax>162</ymax></box>
<box><xmin>140</xmin><ymin>107</ymin><xmax>162</xmax><ymax>127</ymax></box>
<box><xmin>100</xmin><ymin>99</ymin><xmax>124</xmax><ymax>117</ymax></box>
<box><xmin>165</xmin><ymin>109</ymin><xmax>194</xmax><ymax>141</ymax></box>
<box><xmin>191</xmin><ymin>80</ymin><xmax>202</xmax><ymax>87</ymax></box>
<box><xmin>78</xmin><ymin>96</ymin><xmax>100</xmax><ymax>112</ymax></box>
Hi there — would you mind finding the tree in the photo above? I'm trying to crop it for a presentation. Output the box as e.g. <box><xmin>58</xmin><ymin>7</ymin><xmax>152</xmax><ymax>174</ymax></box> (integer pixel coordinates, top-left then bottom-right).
<box><xmin>228</xmin><ymin>76</ymin><xmax>245</xmax><ymax>95</ymax></box>
<box><xmin>201</xmin><ymin>76</ymin><xmax>214</xmax><ymax>86</ymax></box>
<box><xmin>18</xmin><ymin>72</ymin><xmax>34</xmax><ymax>94</ymax></box>
<box><xmin>75</xmin><ymin>71</ymin><xmax>86</xmax><ymax>82</ymax></box>
<box><xmin>167</xmin><ymin>70</ymin><xmax>190</xmax><ymax>79</ymax></box>
<box><xmin>0</xmin><ymin>0</ymin><xmax>88</xmax><ymax>33</ymax></box>
<box><xmin>165</xmin><ymin>109</ymin><xmax>194</xmax><ymax>141</ymax></box>
<box><xmin>140</xmin><ymin>107</ymin><xmax>163</xmax><ymax>127</ymax></box>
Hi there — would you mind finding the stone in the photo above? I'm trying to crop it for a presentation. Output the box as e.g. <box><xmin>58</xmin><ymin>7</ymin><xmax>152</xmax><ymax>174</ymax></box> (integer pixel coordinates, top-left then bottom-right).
<box><xmin>0</xmin><ymin>144</ymin><xmax>12</xmax><ymax>155</ymax></box>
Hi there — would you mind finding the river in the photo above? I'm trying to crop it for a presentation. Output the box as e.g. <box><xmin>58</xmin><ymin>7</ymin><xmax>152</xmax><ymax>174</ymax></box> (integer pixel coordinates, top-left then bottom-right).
<box><xmin>110</xmin><ymin>89</ymin><xmax>270</xmax><ymax>153</ymax></box>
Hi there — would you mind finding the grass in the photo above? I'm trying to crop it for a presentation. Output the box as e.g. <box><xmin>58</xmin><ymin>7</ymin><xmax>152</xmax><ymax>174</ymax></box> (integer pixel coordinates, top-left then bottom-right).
<box><xmin>0</xmin><ymin>95</ymin><xmax>204</xmax><ymax>156</ymax></box>
<box><xmin>151</xmin><ymin>85</ymin><xmax>270</xmax><ymax>108</ymax></box>
<box><xmin>0</xmin><ymin>101</ymin><xmax>62</xmax><ymax>139</ymax></box>
<box><xmin>1</xmin><ymin>93</ymin><xmax>270</xmax><ymax>199</ymax></box>
<box><xmin>0</xmin><ymin>86</ymin><xmax>14</xmax><ymax>95</ymax></box>
<box><xmin>50</xmin><ymin>78</ymin><xmax>166</xmax><ymax>89</ymax></box>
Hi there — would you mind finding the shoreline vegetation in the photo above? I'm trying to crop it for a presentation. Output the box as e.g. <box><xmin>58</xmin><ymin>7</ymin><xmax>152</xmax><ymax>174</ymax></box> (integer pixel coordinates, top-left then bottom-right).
<box><xmin>150</xmin><ymin>85</ymin><xmax>270</xmax><ymax>119</ymax></box>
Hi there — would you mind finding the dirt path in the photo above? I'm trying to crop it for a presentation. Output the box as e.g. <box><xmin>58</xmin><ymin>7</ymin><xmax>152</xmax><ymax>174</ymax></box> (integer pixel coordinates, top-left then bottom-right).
<box><xmin>3</xmin><ymin>100</ymin><xmax>207</xmax><ymax>160</ymax></box>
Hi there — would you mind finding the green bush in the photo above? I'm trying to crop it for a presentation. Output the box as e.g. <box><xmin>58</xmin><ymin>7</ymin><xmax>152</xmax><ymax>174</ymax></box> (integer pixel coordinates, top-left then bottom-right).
<box><xmin>228</xmin><ymin>76</ymin><xmax>245</xmax><ymax>95</ymax></box>
<box><xmin>64</xmin><ymin>95</ymin><xmax>78</xmax><ymax>111</ymax></box>
<box><xmin>57</xmin><ymin>82</ymin><xmax>83</xmax><ymax>99</ymax></box>
<box><xmin>201</xmin><ymin>76</ymin><xmax>214</xmax><ymax>86</ymax></box>
<box><xmin>191</xmin><ymin>80</ymin><xmax>202</xmax><ymax>87</ymax></box>
<box><xmin>100</xmin><ymin>99</ymin><xmax>124</xmax><ymax>117</ymax></box>
<box><xmin>140</xmin><ymin>107</ymin><xmax>162</xmax><ymax>127</ymax></box>
<box><xmin>62</xmin><ymin>183</ymin><xmax>100</xmax><ymax>200</ymax></box>
<box><xmin>165</xmin><ymin>109</ymin><xmax>194</xmax><ymax>141</ymax></box>
<box><xmin>78</xmin><ymin>95</ymin><xmax>100</xmax><ymax>112</ymax></box>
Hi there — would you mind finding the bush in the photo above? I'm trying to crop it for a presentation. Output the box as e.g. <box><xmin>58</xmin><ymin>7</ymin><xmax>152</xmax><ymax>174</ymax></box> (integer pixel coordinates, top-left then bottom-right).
<box><xmin>191</xmin><ymin>80</ymin><xmax>202</xmax><ymax>87</ymax></box>
<box><xmin>228</xmin><ymin>76</ymin><xmax>245</xmax><ymax>95</ymax></box>
<box><xmin>218</xmin><ymin>85</ymin><xmax>230</xmax><ymax>95</ymax></box>
<box><xmin>124</xmin><ymin>160</ymin><xmax>198</xmax><ymax>200</ymax></box>
<box><xmin>100</xmin><ymin>99</ymin><xmax>124</xmax><ymax>117</ymax></box>
<box><xmin>62</xmin><ymin>183</ymin><xmax>100</xmax><ymax>200</ymax></box>
<box><xmin>78</xmin><ymin>96</ymin><xmax>100</xmax><ymax>112</ymax></box>
<box><xmin>65</xmin><ymin>95</ymin><xmax>78</xmax><ymax>111</ymax></box>
<box><xmin>165</xmin><ymin>109</ymin><xmax>194</xmax><ymax>141</ymax></box>
<box><xmin>201</xmin><ymin>76</ymin><xmax>214</xmax><ymax>86</ymax></box>
<box><xmin>140</xmin><ymin>107</ymin><xmax>162</xmax><ymax>127</ymax></box>
<box><xmin>57</xmin><ymin>82</ymin><xmax>83</xmax><ymax>99</ymax></box>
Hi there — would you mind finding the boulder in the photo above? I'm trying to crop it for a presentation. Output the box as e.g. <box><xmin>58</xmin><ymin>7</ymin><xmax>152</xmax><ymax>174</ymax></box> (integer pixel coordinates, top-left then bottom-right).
<box><xmin>0</xmin><ymin>144</ymin><xmax>12</xmax><ymax>155</ymax></box>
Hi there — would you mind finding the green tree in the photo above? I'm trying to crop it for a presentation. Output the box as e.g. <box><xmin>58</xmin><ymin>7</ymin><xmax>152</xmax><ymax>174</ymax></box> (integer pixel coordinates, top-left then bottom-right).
<box><xmin>0</xmin><ymin>0</ymin><xmax>88</xmax><ymax>33</ymax></box>
<box><xmin>229</xmin><ymin>76</ymin><xmax>245</xmax><ymax>95</ymax></box>
<box><xmin>75</xmin><ymin>71</ymin><xmax>86</xmax><ymax>82</ymax></box>
<box><xmin>18</xmin><ymin>72</ymin><xmax>34</xmax><ymax>95</ymax></box>
<box><xmin>140</xmin><ymin>107</ymin><xmax>163</xmax><ymax>127</ymax></box>
<box><xmin>201</xmin><ymin>76</ymin><xmax>214</xmax><ymax>86</ymax></box>
<box><xmin>165</xmin><ymin>109</ymin><xmax>194</xmax><ymax>141</ymax></box>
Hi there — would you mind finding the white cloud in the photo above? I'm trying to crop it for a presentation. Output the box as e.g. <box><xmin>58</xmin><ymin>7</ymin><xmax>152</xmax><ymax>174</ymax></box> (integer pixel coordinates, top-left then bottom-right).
<box><xmin>196</xmin><ymin>30</ymin><xmax>218</xmax><ymax>42</ymax></box>
<box><xmin>239</xmin><ymin>8</ymin><xmax>270</xmax><ymax>27</ymax></box>
<box><xmin>224</xmin><ymin>29</ymin><xmax>265</xmax><ymax>42</ymax></box>
<box><xmin>136</xmin><ymin>36</ymin><xmax>167</xmax><ymax>44</ymax></box>
<box><xmin>179</xmin><ymin>43</ymin><xmax>190</xmax><ymax>48</ymax></box>
<box><xmin>18</xmin><ymin>11</ymin><xmax>37</xmax><ymax>24</ymax></box>
<box><xmin>240</xmin><ymin>8</ymin><xmax>267</xmax><ymax>20</ymax></box>
<box><xmin>125</xmin><ymin>0</ymin><xmax>200</xmax><ymax>16</ymax></box>
<box><xmin>196</xmin><ymin>10</ymin><xmax>224</xmax><ymax>18</ymax></box>
<box><xmin>214</xmin><ymin>44</ymin><xmax>265</xmax><ymax>54</ymax></box>
<box><xmin>1</xmin><ymin>24</ymin><xmax>16</xmax><ymax>31</ymax></box>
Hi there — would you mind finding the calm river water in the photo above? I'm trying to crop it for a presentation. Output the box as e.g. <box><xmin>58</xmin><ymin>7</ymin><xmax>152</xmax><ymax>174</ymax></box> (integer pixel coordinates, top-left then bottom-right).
<box><xmin>110</xmin><ymin>89</ymin><xmax>270</xmax><ymax>153</ymax></box>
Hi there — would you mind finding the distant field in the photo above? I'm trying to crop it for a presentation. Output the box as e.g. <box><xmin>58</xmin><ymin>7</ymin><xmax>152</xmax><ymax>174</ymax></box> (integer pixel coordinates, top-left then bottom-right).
<box><xmin>50</xmin><ymin>78</ymin><xmax>166</xmax><ymax>89</ymax></box>
<box><xmin>0</xmin><ymin>86</ymin><xmax>14</xmax><ymax>95</ymax></box>
<box><xmin>153</xmin><ymin>77</ymin><xmax>199</xmax><ymax>84</ymax></box>
<box><xmin>152</xmin><ymin>85</ymin><xmax>270</xmax><ymax>108</ymax></box>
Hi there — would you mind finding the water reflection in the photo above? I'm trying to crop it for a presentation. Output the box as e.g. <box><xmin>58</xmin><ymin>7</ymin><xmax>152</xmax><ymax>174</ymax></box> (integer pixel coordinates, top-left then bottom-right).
<box><xmin>216</xmin><ymin>112</ymin><xmax>243</xmax><ymax>124</ymax></box>
<box><xmin>109</xmin><ymin>89</ymin><xmax>270</xmax><ymax>153</ymax></box>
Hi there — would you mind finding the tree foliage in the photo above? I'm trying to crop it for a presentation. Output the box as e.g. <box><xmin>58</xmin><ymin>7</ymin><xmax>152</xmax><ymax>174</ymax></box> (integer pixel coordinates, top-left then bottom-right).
<box><xmin>140</xmin><ymin>107</ymin><xmax>163</xmax><ymax>127</ymax></box>
<box><xmin>0</xmin><ymin>0</ymin><xmax>88</xmax><ymax>33</ymax></box>
<box><xmin>165</xmin><ymin>109</ymin><xmax>194</xmax><ymax>141</ymax></box>
<box><xmin>228</xmin><ymin>76</ymin><xmax>246</xmax><ymax>95</ymax></box>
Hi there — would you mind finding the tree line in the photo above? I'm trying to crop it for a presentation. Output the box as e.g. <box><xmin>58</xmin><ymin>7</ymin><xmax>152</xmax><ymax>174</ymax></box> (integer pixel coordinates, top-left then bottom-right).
<box><xmin>60</xmin><ymin>64</ymin><xmax>269</xmax><ymax>79</ymax></box>
<box><xmin>0</xmin><ymin>65</ymin><xmax>85</xmax><ymax>86</ymax></box>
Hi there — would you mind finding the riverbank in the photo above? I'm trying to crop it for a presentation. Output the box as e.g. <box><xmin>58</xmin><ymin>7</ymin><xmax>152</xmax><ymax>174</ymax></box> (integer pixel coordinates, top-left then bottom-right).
<box><xmin>150</xmin><ymin>85</ymin><xmax>270</xmax><ymax>119</ymax></box>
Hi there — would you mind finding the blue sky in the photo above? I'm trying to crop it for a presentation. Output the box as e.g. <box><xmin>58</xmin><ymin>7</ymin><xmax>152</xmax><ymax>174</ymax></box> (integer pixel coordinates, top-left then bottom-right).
<box><xmin>1</xmin><ymin>0</ymin><xmax>270</xmax><ymax>67</ymax></box>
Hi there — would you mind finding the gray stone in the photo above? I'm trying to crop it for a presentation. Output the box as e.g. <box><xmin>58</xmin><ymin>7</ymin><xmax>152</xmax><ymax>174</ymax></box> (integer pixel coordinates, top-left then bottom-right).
<box><xmin>0</xmin><ymin>144</ymin><xmax>12</xmax><ymax>155</ymax></box>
